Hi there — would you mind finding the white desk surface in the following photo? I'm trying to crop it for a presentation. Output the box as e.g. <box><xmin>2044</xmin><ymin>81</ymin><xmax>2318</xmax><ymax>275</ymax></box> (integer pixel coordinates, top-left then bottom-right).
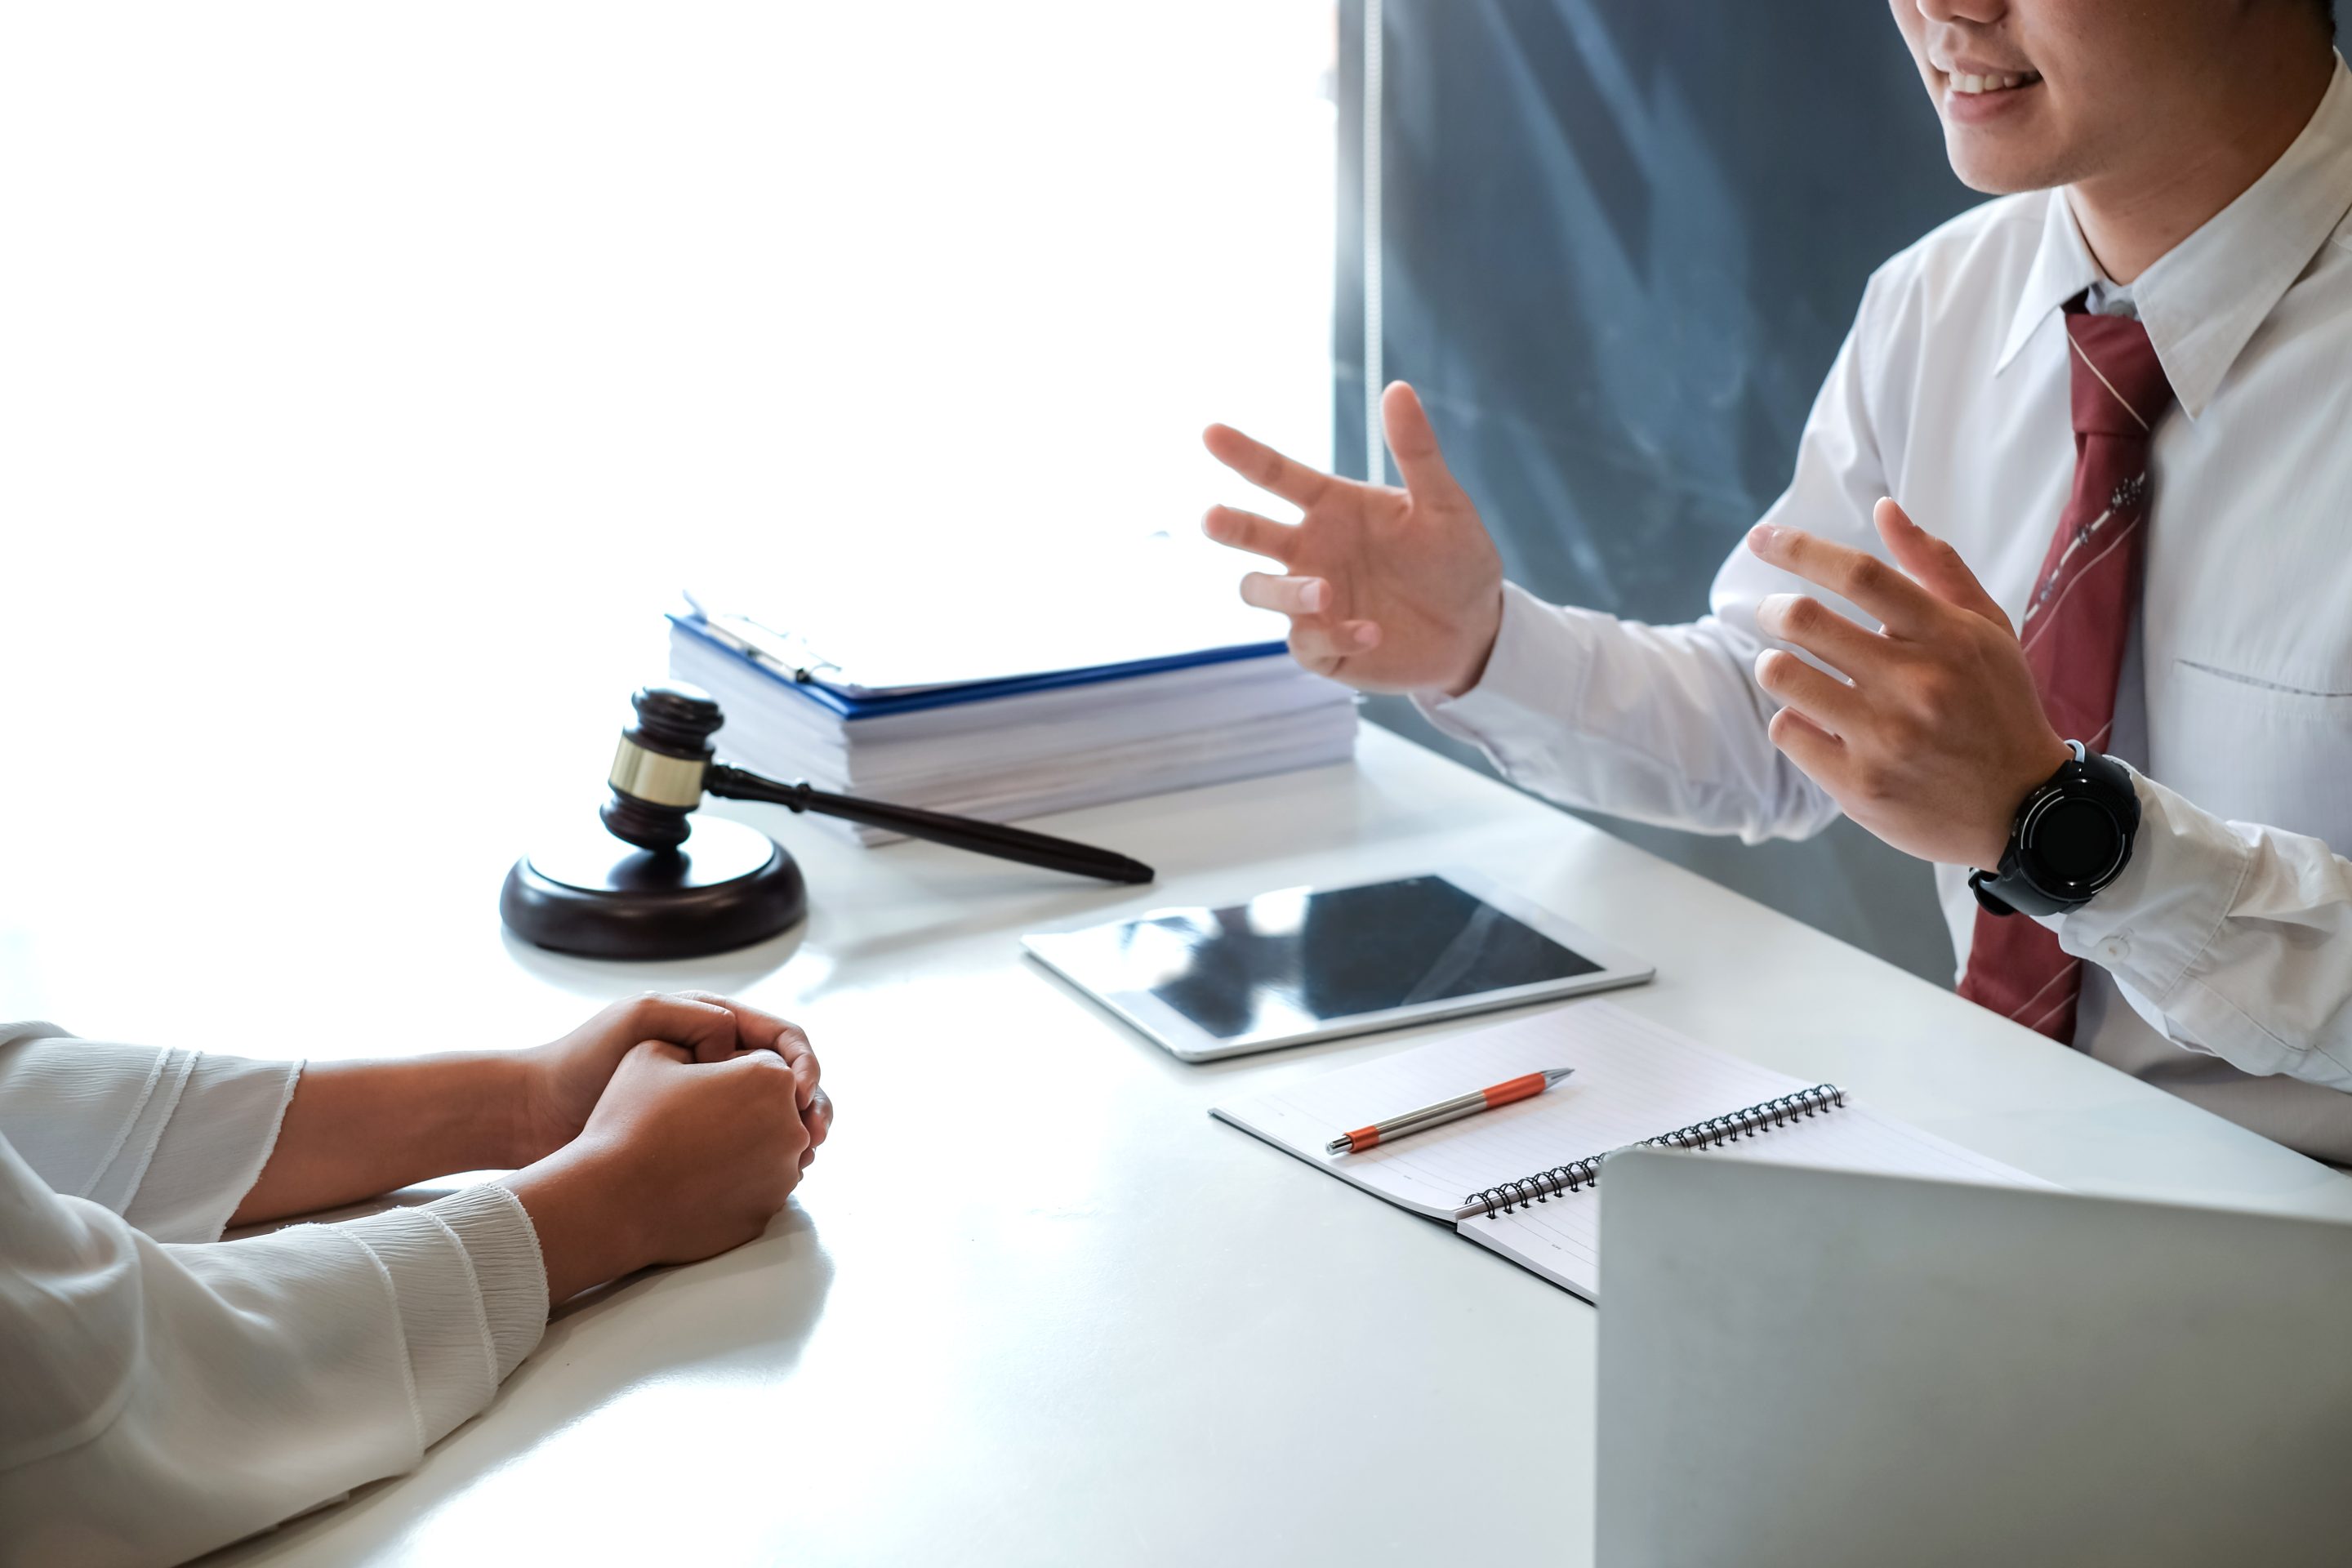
<box><xmin>13</xmin><ymin>725</ymin><xmax>2351</xmax><ymax>1566</ymax></box>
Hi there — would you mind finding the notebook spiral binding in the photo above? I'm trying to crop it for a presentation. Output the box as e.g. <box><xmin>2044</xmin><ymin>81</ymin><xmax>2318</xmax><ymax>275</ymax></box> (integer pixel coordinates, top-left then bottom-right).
<box><xmin>1459</xmin><ymin>1084</ymin><xmax>1846</xmax><ymax>1219</ymax></box>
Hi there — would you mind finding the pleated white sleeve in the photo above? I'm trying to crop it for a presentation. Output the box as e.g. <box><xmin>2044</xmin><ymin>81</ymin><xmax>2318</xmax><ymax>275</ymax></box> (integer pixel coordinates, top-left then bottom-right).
<box><xmin>0</xmin><ymin>1024</ymin><xmax>550</xmax><ymax>1567</ymax></box>
<box><xmin>0</xmin><ymin>1022</ymin><xmax>304</xmax><ymax>1244</ymax></box>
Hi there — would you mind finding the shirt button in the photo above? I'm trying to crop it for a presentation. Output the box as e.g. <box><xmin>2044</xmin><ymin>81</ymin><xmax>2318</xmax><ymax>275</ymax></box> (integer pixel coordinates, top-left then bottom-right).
<box><xmin>2098</xmin><ymin>934</ymin><xmax>2132</xmax><ymax>965</ymax></box>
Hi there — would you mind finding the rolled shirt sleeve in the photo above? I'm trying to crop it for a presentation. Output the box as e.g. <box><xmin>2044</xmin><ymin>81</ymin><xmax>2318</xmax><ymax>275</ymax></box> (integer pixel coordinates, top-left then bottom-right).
<box><xmin>2057</xmin><ymin>770</ymin><xmax>2352</xmax><ymax>1090</ymax></box>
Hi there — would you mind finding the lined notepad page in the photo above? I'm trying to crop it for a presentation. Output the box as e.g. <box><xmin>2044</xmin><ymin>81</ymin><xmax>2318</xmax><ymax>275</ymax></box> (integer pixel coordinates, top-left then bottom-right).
<box><xmin>1211</xmin><ymin>1001</ymin><xmax>2042</xmax><ymax>1299</ymax></box>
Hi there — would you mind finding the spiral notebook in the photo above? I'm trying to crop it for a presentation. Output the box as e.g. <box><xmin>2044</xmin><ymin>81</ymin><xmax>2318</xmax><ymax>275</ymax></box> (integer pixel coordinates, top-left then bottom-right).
<box><xmin>1210</xmin><ymin>1001</ymin><xmax>2047</xmax><ymax>1300</ymax></box>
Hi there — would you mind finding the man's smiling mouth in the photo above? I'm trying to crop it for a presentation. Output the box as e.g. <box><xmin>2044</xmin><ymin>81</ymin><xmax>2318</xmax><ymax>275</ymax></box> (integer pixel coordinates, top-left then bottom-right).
<box><xmin>1949</xmin><ymin>69</ymin><xmax>2042</xmax><ymax>96</ymax></box>
<box><xmin>1931</xmin><ymin>51</ymin><xmax>2044</xmax><ymax>96</ymax></box>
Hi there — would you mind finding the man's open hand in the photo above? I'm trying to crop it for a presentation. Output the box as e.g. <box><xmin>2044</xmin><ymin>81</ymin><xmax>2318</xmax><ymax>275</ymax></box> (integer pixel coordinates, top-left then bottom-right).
<box><xmin>1202</xmin><ymin>381</ymin><xmax>1505</xmax><ymax>696</ymax></box>
<box><xmin>1746</xmin><ymin>497</ymin><xmax>2069</xmax><ymax>869</ymax></box>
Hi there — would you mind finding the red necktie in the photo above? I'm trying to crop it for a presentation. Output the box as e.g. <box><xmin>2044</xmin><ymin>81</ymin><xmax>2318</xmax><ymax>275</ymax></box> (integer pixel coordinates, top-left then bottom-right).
<box><xmin>1955</xmin><ymin>303</ymin><xmax>2175</xmax><ymax>1043</ymax></box>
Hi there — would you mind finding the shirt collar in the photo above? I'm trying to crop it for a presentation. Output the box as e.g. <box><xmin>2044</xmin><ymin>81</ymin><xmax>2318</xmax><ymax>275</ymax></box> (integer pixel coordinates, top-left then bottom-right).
<box><xmin>1996</xmin><ymin>51</ymin><xmax>2352</xmax><ymax>419</ymax></box>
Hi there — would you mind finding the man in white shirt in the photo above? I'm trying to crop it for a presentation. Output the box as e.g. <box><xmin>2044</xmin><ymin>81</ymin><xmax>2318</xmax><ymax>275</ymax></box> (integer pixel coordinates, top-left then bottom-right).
<box><xmin>1206</xmin><ymin>1</ymin><xmax>2352</xmax><ymax>1158</ymax></box>
<box><xmin>0</xmin><ymin>992</ymin><xmax>831</xmax><ymax>1566</ymax></box>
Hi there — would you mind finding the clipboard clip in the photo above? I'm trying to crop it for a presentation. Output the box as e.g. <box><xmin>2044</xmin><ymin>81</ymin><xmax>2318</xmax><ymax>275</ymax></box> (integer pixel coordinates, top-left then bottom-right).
<box><xmin>697</xmin><ymin>612</ymin><xmax>841</xmax><ymax>685</ymax></box>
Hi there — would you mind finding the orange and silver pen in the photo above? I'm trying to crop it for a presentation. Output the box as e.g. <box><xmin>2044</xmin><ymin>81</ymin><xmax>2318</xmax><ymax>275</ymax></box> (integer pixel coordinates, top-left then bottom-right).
<box><xmin>1325</xmin><ymin>1067</ymin><xmax>1575</xmax><ymax>1156</ymax></box>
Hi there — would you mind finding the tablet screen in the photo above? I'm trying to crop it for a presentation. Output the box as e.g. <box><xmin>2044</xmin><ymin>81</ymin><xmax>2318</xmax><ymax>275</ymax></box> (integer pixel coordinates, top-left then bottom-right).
<box><xmin>1098</xmin><ymin>875</ymin><xmax>1601</xmax><ymax>1041</ymax></box>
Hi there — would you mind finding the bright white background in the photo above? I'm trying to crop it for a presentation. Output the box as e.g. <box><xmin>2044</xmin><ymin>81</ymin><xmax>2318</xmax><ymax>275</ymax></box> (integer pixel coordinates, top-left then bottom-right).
<box><xmin>0</xmin><ymin>3</ymin><xmax>1334</xmax><ymax>1033</ymax></box>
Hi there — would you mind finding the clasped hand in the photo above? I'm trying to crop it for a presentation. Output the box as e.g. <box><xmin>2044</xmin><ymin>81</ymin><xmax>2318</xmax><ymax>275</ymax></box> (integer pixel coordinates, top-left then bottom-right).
<box><xmin>517</xmin><ymin>990</ymin><xmax>833</xmax><ymax>1168</ymax></box>
<box><xmin>507</xmin><ymin>991</ymin><xmax>835</xmax><ymax>1303</ymax></box>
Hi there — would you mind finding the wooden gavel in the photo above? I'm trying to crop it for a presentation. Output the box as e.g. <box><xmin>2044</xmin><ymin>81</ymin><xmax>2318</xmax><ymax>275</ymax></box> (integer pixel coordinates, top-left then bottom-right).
<box><xmin>599</xmin><ymin>681</ymin><xmax>1155</xmax><ymax>884</ymax></box>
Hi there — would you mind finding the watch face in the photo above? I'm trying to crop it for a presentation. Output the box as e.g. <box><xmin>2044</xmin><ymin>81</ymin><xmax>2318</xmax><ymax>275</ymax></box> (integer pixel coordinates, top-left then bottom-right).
<box><xmin>2029</xmin><ymin>796</ymin><xmax>2125</xmax><ymax>889</ymax></box>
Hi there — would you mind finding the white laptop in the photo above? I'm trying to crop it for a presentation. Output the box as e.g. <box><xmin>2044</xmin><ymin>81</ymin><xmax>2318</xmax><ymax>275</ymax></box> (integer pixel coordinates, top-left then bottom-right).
<box><xmin>1597</xmin><ymin>1150</ymin><xmax>2352</xmax><ymax>1568</ymax></box>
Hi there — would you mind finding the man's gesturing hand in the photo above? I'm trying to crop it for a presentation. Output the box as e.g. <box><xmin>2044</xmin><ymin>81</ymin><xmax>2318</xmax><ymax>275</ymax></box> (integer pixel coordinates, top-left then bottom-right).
<box><xmin>1747</xmin><ymin>497</ymin><xmax>2069</xmax><ymax>870</ymax></box>
<box><xmin>1202</xmin><ymin>381</ymin><xmax>1505</xmax><ymax>696</ymax></box>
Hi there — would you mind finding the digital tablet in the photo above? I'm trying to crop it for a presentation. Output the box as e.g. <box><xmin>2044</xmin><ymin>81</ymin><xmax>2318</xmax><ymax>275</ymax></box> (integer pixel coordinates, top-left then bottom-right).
<box><xmin>1021</xmin><ymin>870</ymin><xmax>1653</xmax><ymax>1062</ymax></box>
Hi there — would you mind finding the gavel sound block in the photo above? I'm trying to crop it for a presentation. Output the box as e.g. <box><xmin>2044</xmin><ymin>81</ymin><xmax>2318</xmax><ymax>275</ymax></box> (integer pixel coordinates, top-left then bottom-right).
<box><xmin>501</xmin><ymin>682</ymin><xmax>1152</xmax><ymax>960</ymax></box>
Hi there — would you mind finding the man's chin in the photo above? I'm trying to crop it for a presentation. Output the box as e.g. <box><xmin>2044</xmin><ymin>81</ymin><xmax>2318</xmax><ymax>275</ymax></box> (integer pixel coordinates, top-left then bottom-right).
<box><xmin>1944</xmin><ymin>134</ymin><xmax>2065</xmax><ymax>197</ymax></box>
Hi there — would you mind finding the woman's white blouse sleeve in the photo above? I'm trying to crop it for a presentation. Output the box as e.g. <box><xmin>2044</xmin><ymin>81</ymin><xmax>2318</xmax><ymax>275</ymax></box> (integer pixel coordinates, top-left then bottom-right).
<box><xmin>0</xmin><ymin>1022</ymin><xmax>303</xmax><ymax>1244</ymax></box>
<box><xmin>0</xmin><ymin>1025</ymin><xmax>550</xmax><ymax>1566</ymax></box>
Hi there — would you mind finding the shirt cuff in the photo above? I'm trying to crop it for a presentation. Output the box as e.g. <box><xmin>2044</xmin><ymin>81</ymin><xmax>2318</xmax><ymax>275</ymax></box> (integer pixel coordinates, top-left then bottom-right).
<box><xmin>335</xmin><ymin>1184</ymin><xmax>548</xmax><ymax>1448</ymax></box>
<box><xmin>1414</xmin><ymin>581</ymin><xmax>1609</xmax><ymax>762</ymax></box>
<box><xmin>2057</xmin><ymin>769</ymin><xmax>2252</xmax><ymax>1033</ymax></box>
<box><xmin>430</xmin><ymin>1184</ymin><xmax>548</xmax><ymax>1383</ymax></box>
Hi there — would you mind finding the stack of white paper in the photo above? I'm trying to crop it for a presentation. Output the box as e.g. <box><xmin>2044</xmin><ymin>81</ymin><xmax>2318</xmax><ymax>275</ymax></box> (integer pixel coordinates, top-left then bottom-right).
<box><xmin>669</xmin><ymin>550</ymin><xmax>1357</xmax><ymax>844</ymax></box>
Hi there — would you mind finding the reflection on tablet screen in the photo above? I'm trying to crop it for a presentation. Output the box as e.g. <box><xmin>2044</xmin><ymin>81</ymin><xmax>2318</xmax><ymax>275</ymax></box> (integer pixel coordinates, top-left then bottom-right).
<box><xmin>1124</xmin><ymin>875</ymin><xmax>1601</xmax><ymax>1041</ymax></box>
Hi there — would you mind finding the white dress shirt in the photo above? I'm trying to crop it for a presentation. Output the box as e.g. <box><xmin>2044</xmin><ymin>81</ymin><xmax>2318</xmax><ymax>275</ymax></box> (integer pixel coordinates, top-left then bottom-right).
<box><xmin>0</xmin><ymin>1023</ymin><xmax>549</xmax><ymax>1566</ymax></box>
<box><xmin>1423</xmin><ymin>55</ymin><xmax>2352</xmax><ymax>1162</ymax></box>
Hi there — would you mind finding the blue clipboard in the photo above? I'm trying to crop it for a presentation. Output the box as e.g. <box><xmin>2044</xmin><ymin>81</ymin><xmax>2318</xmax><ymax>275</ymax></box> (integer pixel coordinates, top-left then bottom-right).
<box><xmin>666</xmin><ymin>615</ymin><xmax>1290</xmax><ymax>720</ymax></box>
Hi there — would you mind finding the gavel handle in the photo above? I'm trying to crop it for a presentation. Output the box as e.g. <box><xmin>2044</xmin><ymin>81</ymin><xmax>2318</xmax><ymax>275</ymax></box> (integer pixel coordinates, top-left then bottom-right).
<box><xmin>705</xmin><ymin>764</ymin><xmax>1155</xmax><ymax>885</ymax></box>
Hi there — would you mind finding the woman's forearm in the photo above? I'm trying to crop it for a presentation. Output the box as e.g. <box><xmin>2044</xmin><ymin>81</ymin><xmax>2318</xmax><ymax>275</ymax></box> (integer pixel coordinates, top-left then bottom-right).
<box><xmin>230</xmin><ymin>1054</ymin><xmax>530</xmax><ymax>1224</ymax></box>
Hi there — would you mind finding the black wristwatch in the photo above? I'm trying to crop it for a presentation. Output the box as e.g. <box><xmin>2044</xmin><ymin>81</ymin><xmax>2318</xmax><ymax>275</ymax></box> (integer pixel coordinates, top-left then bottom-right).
<box><xmin>1969</xmin><ymin>741</ymin><xmax>2141</xmax><ymax>918</ymax></box>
